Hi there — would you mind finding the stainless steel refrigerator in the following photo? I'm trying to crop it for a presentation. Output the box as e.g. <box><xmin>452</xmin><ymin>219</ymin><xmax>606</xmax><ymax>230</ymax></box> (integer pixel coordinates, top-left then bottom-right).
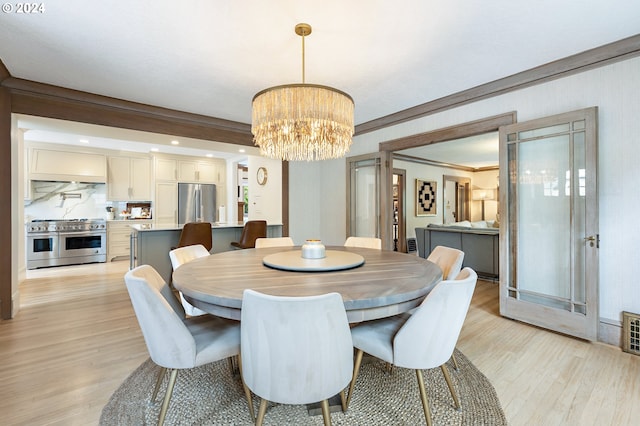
<box><xmin>177</xmin><ymin>183</ymin><xmax>216</xmax><ymax>224</ymax></box>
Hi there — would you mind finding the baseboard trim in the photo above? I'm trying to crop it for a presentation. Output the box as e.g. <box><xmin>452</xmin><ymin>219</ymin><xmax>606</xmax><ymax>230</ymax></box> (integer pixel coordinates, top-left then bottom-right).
<box><xmin>599</xmin><ymin>318</ymin><xmax>622</xmax><ymax>347</ymax></box>
<box><xmin>11</xmin><ymin>288</ymin><xmax>20</xmax><ymax>318</ymax></box>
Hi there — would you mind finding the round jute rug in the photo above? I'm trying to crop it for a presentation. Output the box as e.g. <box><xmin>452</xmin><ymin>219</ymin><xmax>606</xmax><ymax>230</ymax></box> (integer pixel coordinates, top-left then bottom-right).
<box><xmin>100</xmin><ymin>350</ymin><xmax>506</xmax><ymax>425</ymax></box>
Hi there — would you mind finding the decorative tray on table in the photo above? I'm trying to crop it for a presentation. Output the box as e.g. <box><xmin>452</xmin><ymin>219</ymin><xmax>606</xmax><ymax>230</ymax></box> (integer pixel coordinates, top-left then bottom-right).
<box><xmin>262</xmin><ymin>250</ymin><xmax>365</xmax><ymax>272</ymax></box>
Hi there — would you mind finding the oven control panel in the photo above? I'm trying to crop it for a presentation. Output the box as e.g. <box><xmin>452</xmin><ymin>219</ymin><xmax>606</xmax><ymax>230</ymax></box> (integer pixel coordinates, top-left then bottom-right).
<box><xmin>27</xmin><ymin>219</ymin><xmax>106</xmax><ymax>233</ymax></box>
<box><xmin>27</xmin><ymin>223</ymin><xmax>57</xmax><ymax>233</ymax></box>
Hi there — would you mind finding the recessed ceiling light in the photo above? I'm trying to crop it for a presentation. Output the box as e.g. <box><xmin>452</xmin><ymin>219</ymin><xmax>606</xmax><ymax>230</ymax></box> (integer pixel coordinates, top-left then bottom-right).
<box><xmin>239</xmin><ymin>149</ymin><xmax>246</xmax><ymax>153</ymax></box>
<box><xmin>171</xmin><ymin>140</ymin><xmax>180</xmax><ymax>145</ymax></box>
<box><xmin>150</xmin><ymin>148</ymin><xmax>159</xmax><ymax>152</ymax></box>
<box><xmin>79</xmin><ymin>139</ymin><xmax>89</xmax><ymax>143</ymax></box>
<box><xmin>206</xmin><ymin>153</ymin><xmax>214</xmax><ymax>158</ymax></box>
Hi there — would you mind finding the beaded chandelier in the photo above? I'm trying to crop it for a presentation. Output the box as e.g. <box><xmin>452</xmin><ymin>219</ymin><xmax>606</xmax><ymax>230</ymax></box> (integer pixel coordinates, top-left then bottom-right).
<box><xmin>251</xmin><ymin>23</ymin><xmax>354</xmax><ymax>161</ymax></box>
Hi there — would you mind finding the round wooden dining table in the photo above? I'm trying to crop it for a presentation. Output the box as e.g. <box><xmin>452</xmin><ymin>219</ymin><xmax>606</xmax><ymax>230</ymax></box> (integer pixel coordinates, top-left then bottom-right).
<box><xmin>172</xmin><ymin>245</ymin><xmax>442</xmax><ymax>323</ymax></box>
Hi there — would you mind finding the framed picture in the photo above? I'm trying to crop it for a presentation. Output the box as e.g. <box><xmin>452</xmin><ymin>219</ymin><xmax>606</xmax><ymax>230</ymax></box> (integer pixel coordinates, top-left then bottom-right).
<box><xmin>415</xmin><ymin>179</ymin><xmax>437</xmax><ymax>216</ymax></box>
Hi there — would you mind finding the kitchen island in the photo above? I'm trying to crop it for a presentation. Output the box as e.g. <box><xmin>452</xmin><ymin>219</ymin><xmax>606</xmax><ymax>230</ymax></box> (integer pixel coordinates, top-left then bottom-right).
<box><xmin>130</xmin><ymin>222</ymin><xmax>283</xmax><ymax>282</ymax></box>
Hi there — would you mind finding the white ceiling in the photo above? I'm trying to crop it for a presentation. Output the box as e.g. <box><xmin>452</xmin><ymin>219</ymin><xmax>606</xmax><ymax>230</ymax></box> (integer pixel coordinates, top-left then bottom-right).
<box><xmin>2</xmin><ymin>0</ymin><xmax>639</xmax><ymax>164</ymax></box>
<box><xmin>17</xmin><ymin>115</ymin><xmax>259</xmax><ymax>160</ymax></box>
<box><xmin>397</xmin><ymin>133</ymin><xmax>499</xmax><ymax>169</ymax></box>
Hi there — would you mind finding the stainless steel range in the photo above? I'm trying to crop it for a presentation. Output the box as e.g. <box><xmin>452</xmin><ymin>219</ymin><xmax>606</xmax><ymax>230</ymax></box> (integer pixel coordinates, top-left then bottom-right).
<box><xmin>26</xmin><ymin>218</ymin><xmax>107</xmax><ymax>269</ymax></box>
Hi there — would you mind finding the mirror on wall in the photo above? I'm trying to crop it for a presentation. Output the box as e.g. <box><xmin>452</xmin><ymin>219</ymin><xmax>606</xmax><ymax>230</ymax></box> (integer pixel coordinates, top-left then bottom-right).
<box><xmin>443</xmin><ymin>175</ymin><xmax>471</xmax><ymax>224</ymax></box>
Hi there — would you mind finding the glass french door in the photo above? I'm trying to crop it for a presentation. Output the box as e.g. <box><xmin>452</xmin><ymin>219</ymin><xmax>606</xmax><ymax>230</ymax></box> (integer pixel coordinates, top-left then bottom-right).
<box><xmin>346</xmin><ymin>152</ymin><xmax>392</xmax><ymax>249</ymax></box>
<box><xmin>499</xmin><ymin>107</ymin><xmax>599</xmax><ymax>341</ymax></box>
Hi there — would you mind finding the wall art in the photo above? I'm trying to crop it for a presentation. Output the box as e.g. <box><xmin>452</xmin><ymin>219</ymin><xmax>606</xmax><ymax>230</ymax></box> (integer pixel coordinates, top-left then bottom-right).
<box><xmin>415</xmin><ymin>179</ymin><xmax>437</xmax><ymax>216</ymax></box>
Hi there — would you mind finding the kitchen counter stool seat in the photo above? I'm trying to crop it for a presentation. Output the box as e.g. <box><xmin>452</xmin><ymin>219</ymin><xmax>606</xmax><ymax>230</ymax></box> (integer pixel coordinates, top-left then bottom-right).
<box><xmin>175</xmin><ymin>222</ymin><xmax>213</xmax><ymax>251</ymax></box>
<box><xmin>230</xmin><ymin>220</ymin><xmax>267</xmax><ymax>249</ymax></box>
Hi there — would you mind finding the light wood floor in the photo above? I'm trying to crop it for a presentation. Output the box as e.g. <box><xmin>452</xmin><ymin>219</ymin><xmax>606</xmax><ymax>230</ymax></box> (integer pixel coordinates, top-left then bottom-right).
<box><xmin>1</xmin><ymin>261</ymin><xmax>639</xmax><ymax>425</ymax></box>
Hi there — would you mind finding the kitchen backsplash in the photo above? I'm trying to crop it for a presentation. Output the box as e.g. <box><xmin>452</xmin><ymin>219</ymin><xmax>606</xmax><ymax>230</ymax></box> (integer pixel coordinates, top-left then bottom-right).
<box><xmin>24</xmin><ymin>181</ymin><xmax>130</xmax><ymax>221</ymax></box>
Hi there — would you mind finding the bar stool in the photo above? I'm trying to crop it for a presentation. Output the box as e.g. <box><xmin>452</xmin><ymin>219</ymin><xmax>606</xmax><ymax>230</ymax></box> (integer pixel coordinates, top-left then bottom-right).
<box><xmin>176</xmin><ymin>222</ymin><xmax>213</xmax><ymax>251</ymax></box>
<box><xmin>230</xmin><ymin>220</ymin><xmax>267</xmax><ymax>249</ymax></box>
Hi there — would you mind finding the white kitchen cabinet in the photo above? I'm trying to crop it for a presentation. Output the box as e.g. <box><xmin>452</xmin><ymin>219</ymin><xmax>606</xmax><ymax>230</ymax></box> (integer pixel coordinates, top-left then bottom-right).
<box><xmin>107</xmin><ymin>220</ymin><xmax>151</xmax><ymax>261</ymax></box>
<box><xmin>178</xmin><ymin>160</ymin><xmax>198</xmax><ymax>182</ymax></box>
<box><xmin>155</xmin><ymin>157</ymin><xmax>177</xmax><ymax>182</ymax></box>
<box><xmin>107</xmin><ymin>156</ymin><xmax>151</xmax><ymax>201</ymax></box>
<box><xmin>178</xmin><ymin>159</ymin><xmax>224</xmax><ymax>183</ymax></box>
<box><xmin>154</xmin><ymin>182</ymin><xmax>177</xmax><ymax>226</ymax></box>
<box><xmin>196</xmin><ymin>161</ymin><xmax>219</xmax><ymax>182</ymax></box>
<box><xmin>129</xmin><ymin>158</ymin><xmax>151</xmax><ymax>199</ymax></box>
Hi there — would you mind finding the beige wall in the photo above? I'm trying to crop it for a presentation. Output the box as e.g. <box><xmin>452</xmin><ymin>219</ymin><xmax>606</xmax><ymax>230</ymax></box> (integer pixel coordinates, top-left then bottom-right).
<box><xmin>289</xmin><ymin>55</ymin><xmax>640</xmax><ymax>327</ymax></box>
<box><xmin>247</xmin><ymin>155</ymin><xmax>282</xmax><ymax>226</ymax></box>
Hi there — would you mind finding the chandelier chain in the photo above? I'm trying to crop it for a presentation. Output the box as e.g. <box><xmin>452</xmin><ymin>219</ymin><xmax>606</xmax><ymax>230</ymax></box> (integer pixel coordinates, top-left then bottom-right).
<box><xmin>301</xmin><ymin>29</ymin><xmax>305</xmax><ymax>84</ymax></box>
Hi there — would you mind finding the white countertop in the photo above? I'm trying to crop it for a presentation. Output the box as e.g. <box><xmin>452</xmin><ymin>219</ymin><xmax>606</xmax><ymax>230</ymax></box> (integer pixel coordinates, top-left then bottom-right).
<box><xmin>130</xmin><ymin>222</ymin><xmax>282</xmax><ymax>232</ymax></box>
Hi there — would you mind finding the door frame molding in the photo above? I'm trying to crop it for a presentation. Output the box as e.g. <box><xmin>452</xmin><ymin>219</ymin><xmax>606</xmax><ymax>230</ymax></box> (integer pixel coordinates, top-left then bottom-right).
<box><xmin>378</xmin><ymin>112</ymin><xmax>517</xmax><ymax>252</ymax></box>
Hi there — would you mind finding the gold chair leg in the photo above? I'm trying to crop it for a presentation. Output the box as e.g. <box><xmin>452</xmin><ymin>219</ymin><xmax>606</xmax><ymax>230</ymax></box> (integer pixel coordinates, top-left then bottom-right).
<box><xmin>158</xmin><ymin>368</ymin><xmax>178</xmax><ymax>426</ymax></box>
<box><xmin>440</xmin><ymin>364</ymin><xmax>461</xmax><ymax>409</ymax></box>
<box><xmin>416</xmin><ymin>369</ymin><xmax>433</xmax><ymax>426</ymax></box>
<box><xmin>451</xmin><ymin>351</ymin><xmax>460</xmax><ymax>371</ymax></box>
<box><xmin>321</xmin><ymin>399</ymin><xmax>332</xmax><ymax>426</ymax></box>
<box><xmin>237</xmin><ymin>353</ymin><xmax>255</xmax><ymax>422</ymax></box>
<box><xmin>346</xmin><ymin>349</ymin><xmax>364</xmax><ymax>409</ymax></box>
<box><xmin>255</xmin><ymin>398</ymin><xmax>268</xmax><ymax>426</ymax></box>
<box><xmin>151</xmin><ymin>366</ymin><xmax>166</xmax><ymax>403</ymax></box>
<box><xmin>340</xmin><ymin>389</ymin><xmax>347</xmax><ymax>412</ymax></box>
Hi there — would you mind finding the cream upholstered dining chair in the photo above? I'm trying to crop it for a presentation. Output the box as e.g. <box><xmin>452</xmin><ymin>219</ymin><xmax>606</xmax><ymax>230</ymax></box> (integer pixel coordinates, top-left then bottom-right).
<box><xmin>346</xmin><ymin>267</ymin><xmax>477</xmax><ymax>426</ymax></box>
<box><xmin>344</xmin><ymin>236</ymin><xmax>382</xmax><ymax>250</ymax></box>
<box><xmin>426</xmin><ymin>245</ymin><xmax>465</xmax><ymax>370</ymax></box>
<box><xmin>254</xmin><ymin>236</ymin><xmax>295</xmax><ymax>248</ymax></box>
<box><xmin>240</xmin><ymin>289</ymin><xmax>353</xmax><ymax>426</ymax></box>
<box><xmin>124</xmin><ymin>265</ymin><xmax>253</xmax><ymax>426</ymax></box>
<box><xmin>169</xmin><ymin>244</ymin><xmax>210</xmax><ymax>317</ymax></box>
<box><xmin>427</xmin><ymin>245</ymin><xmax>465</xmax><ymax>280</ymax></box>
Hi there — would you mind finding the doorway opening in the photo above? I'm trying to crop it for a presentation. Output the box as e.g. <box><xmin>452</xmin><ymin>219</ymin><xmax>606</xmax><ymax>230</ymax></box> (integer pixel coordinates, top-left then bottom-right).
<box><xmin>443</xmin><ymin>175</ymin><xmax>471</xmax><ymax>224</ymax></box>
<box><xmin>379</xmin><ymin>113</ymin><xmax>516</xmax><ymax>248</ymax></box>
<box><xmin>392</xmin><ymin>169</ymin><xmax>406</xmax><ymax>252</ymax></box>
<box><xmin>236</xmin><ymin>164</ymin><xmax>248</xmax><ymax>222</ymax></box>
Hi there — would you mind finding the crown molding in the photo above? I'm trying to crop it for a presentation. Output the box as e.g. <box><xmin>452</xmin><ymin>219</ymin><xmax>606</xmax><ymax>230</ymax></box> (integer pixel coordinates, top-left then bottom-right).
<box><xmin>1</xmin><ymin>76</ymin><xmax>254</xmax><ymax>146</ymax></box>
<box><xmin>356</xmin><ymin>33</ymin><xmax>640</xmax><ymax>135</ymax></box>
<box><xmin>0</xmin><ymin>59</ymin><xmax>10</xmax><ymax>83</ymax></box>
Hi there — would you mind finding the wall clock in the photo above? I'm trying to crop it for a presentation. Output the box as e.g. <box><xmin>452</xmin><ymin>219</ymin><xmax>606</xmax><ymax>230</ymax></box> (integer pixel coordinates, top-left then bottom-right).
<box><xmin>257</xmin><ymin>167</ymin><xmax>268</xmax><ymax>185</ymax></box>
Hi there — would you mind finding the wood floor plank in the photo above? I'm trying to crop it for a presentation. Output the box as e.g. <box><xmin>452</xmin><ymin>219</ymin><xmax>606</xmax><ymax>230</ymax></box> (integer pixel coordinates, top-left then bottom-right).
<box><xmin>0</xmin><ymin>261</ymin><xmax>148</xmax><ymax>425</ymax></box>
<box><xmin>1</xmin><ymin>263</ymin><xmax>639</xmax><ymax>425</ymax></box>
<box><xmin>456</xmin><ymin>280</ymin><xmax>640</xmax><ymax>426</ymax></box>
